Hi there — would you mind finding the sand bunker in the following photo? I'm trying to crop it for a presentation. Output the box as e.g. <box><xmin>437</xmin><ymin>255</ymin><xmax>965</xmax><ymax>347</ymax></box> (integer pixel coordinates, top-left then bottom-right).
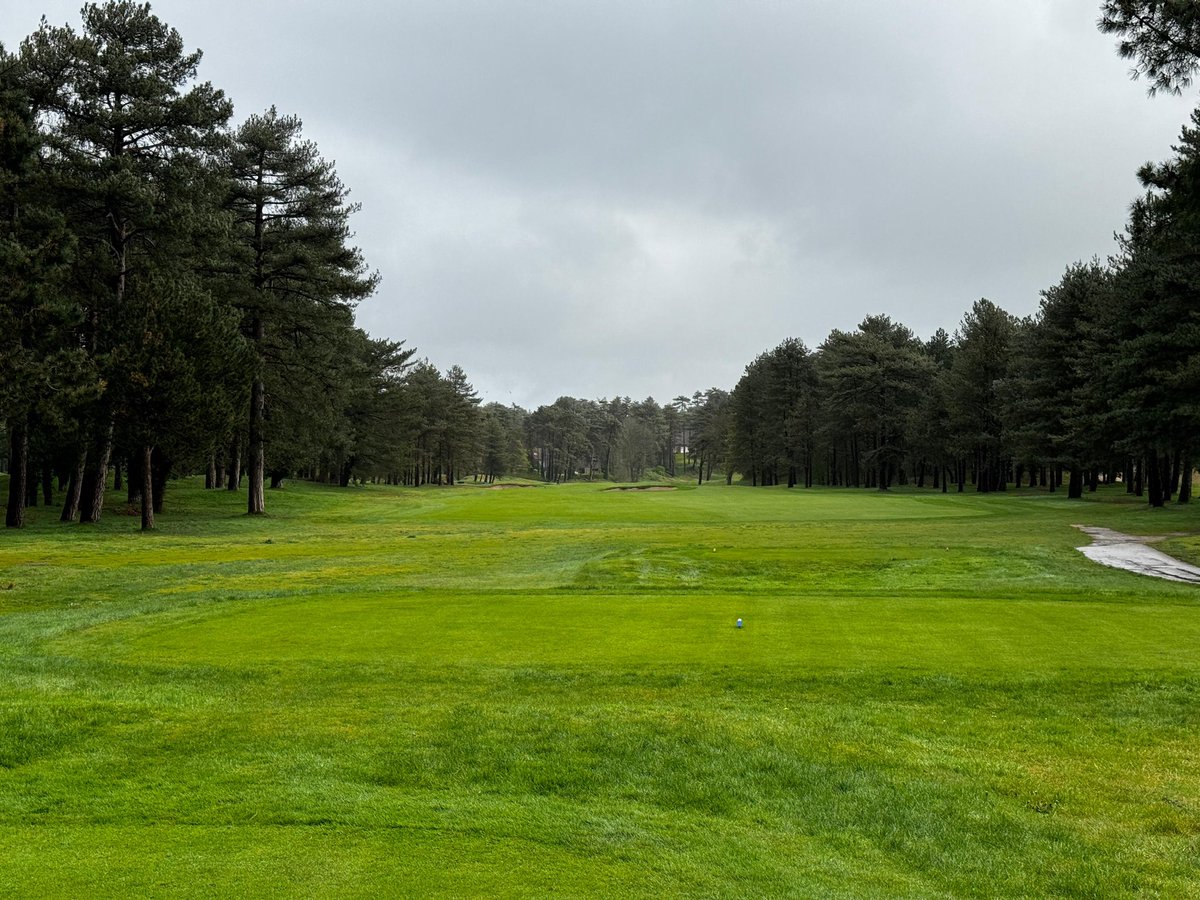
<box><xmin>1074</xmin><ymin>525</ymin><xmax>1200</xmax><ymax>584</ymax></box>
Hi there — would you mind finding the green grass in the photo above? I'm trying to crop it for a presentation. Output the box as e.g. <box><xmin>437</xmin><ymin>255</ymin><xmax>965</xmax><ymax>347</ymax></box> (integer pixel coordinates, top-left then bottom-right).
<box><xmin>1</xmin><ymin>477</ymin><xmax>1198</xmax><ymax>897</ymax></box>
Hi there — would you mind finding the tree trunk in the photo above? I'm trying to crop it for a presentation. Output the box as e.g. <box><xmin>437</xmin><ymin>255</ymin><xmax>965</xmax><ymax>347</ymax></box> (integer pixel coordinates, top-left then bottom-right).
<box><xmin>226</xmin><ymin>435</ymin><xmax>241</xmax><ymax>491</ymax></box>
<box><xmin>140</xmin><ymin>445</ymin><xmax>154</xmax><ymax>531</ymax></box>
<box><xmin>41</xmin><ymin>460</ymin><xmax>53</xmax><ymax>507</ymax></box>
<box><xmin>151</xmin><ymin>448</ymin><xmax>168</xmax><ymax>514</ymax></box>
<box><xmin>6</xmin><ymin>423</ymin><xmax>28</xmax><ymax>528</ymax></box>
<box><xmin>1179</xmin><ymin>455</ymin><xmax>1193</xmax><ymax>505</ymax></box>
<box><xmin>81</xmin><ymin>215</ymin><xmax>125</xmax><ymax>522</ymax></box>
<box><xmin>247</xmin><ymin>366</ymin><xmax>265</xmax><ymax>514</ymax></box>
<box><xmin>60</xmin><ymin>450</ymin><xmax>86</xmax><ymax>523</ymax></box>
<box><xmin>1067</xmin><ymin>467</ymin><xmax>1083</xmax><ymax>499</ymax></box>
<box><xmin>128</xmin><ymin>449</ymin><xmax>142</xmax><ymax>505</ymax></box>
<box><xmin>1147</xmin><ymin>451</ymin><xmax>1164</xmax><ymax>508</ymax></box>
<box><xmin>206</xmin><ymin>454</ymin><xmax>217</xmax><ymax>490</ymax></box>
<box><xmin>78</xmin><ymin>417</ymin><xmax>113</xmax><ymax>524</ymax></box>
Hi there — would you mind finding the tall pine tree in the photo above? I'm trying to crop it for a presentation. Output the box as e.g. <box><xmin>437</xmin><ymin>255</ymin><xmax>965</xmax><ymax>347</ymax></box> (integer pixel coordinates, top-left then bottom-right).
<box><xmin>18</xmin><ymin>1</ymin><xmax>232</xmax><ymax>522</ymax></box>
<box><xmin>226</xmin><ymin>107</ymin><xmax>378</xmax><ymax>513</ymax></box>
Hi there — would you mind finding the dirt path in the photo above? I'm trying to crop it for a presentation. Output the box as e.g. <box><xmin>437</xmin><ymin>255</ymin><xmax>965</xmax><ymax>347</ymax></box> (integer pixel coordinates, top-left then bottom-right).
<box><xmin>1074</xmin><ymin>525</ymin><xmax>1200</xmax><ymax>584</ymax></box>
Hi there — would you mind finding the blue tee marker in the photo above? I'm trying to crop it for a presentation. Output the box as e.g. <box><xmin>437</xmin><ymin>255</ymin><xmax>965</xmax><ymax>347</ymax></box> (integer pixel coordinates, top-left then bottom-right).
<box><xmin>736</xmin><ymin>618</ymin><xmax>743</xmax><ymax>629</ymax></box>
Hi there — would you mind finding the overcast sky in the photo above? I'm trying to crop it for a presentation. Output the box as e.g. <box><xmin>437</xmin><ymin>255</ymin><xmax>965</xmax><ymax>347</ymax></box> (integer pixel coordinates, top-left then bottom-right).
<box><xmin>3</xmin><ymin>1</ymin><xmax>1195</xmax><ymax>408</ymax></box>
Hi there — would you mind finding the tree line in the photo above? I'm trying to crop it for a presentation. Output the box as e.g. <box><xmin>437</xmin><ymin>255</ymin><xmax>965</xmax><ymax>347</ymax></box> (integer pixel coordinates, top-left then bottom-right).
<box><xmin>3</xmin><ymin>2</ymin><xmax>1199</xmax><ymax>528</ymax></box>
<box><xmin>705</xmin><ymin>2</ymin><xmax>1200</xmax><ymax>506</ymax></box>
<box><xmin>0</xmin><ymin>2</ymin><xmax>420</xmax><ymax>529</ymax></box>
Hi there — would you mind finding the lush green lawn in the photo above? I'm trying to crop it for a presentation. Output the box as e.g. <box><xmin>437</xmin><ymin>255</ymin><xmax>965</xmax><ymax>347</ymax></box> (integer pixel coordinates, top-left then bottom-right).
<box><xmin>1</xmin><ymin>477</ymin><xmax>1198</xmax><ymax>897</ymax></box>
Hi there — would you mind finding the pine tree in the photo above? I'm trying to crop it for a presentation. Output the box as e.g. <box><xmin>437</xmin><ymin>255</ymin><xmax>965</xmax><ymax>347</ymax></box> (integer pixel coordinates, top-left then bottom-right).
<box><xmin>1100</xmin><ymin>0</ymin><xmax>1200</xmax><ymax>95</ymax></box>
<box><xmin>949</xmin><ymin>299</ymin><xmax>1017</xmax><ymax>493</ymax></box>
<box><xmin>226</xmin><ymin>108</ymin><xmax>379</xmax><ymax>513</ymax></box>
<box><xmin>1098</xmin><ymin>120</ymin><xmax>1200</xmax><ymax>506</ymax></box>
<box><xmin>18</xmin><ymin>1</ymin><xmax>232</xmax><ymax>523</ymax></box>
<box><xmin>1005</xmin><ymin>263</ymin><xmax>1112</xmax><ymax>497</ymax></box>
<box><xmin>818</xmin><ymin>316</ymin><xmax>930</xmax><ymax>490</ymax></box>
<box><xmin>0</xmin><ymin>48</ymin><xmax>77</xmax><ymax>528</ymax></box>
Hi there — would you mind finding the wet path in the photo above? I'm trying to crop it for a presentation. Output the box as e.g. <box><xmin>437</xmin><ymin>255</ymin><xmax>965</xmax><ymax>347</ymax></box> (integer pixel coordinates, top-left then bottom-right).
<box><xmin>1074</xmin><ymin>525</ymin><xmax>1200</xmax><ymax>584</ymax></box>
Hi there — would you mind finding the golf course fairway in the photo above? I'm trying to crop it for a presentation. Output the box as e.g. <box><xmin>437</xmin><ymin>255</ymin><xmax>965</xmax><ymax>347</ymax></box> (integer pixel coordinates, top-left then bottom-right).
<box><xmin>1</xmin><ymin>478</ymin><xmax>1197</xmax><ymax>897</ymax></box>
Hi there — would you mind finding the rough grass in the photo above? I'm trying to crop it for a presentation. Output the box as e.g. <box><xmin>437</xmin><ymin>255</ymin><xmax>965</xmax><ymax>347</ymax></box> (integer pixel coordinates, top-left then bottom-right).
<box><xmin>0</xmin><ymin>476</ymin><xmax>1198</xmax><ymax>897</ymax></box>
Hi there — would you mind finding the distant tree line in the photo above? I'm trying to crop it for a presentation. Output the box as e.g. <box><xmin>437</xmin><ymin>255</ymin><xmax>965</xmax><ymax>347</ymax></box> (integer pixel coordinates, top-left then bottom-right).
<box><xmin>521</xmin><ymin>391</ymin><xmax>736</xmax><ymax>484</ymax></box>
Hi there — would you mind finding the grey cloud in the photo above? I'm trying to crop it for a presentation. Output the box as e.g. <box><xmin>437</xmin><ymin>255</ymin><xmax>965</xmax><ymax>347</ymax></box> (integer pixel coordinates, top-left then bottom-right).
<box><xmin>3</xmin><ymin>0</ymin><xmax>1195</xmax><ymax>408</ymax></box>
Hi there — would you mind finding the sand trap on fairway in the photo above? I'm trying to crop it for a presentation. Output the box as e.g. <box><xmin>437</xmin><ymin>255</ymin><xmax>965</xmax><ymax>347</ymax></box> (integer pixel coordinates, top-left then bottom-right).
<box><xmin>1074</xmin><ymin>525</ymin><xmax>1200</xmax><ymax>583</ymax></box>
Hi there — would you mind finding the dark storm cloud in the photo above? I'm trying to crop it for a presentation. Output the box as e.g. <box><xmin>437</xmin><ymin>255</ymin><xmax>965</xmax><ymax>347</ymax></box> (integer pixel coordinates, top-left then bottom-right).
<box><xmin>3</xmin><ymin>1</ymin><xmax>1194</xmax><ymax>407</ymax></box>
